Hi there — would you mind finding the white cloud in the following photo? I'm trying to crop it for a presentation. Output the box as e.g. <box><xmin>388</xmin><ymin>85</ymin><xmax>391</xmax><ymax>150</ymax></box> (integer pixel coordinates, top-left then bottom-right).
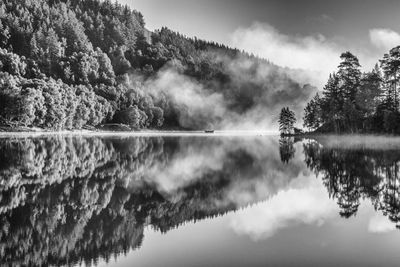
<box><xmin>229</xmin><ymin>23</ymin><xmax>385</xmax><ymax>88</ymax></box>
<box><xmin>229</xmin><ymin>22</ymin><xmax>342</xmax><ymax>87</ymax></box>
<box><xmin>368</xmin><ymin>213</ymin><xmax>396</xmax><ymax>233</ymax></box>
<box><xmin>369</xmin><ymin>28</ymin><xmax>400</xmax><ymax>51</ymax></box>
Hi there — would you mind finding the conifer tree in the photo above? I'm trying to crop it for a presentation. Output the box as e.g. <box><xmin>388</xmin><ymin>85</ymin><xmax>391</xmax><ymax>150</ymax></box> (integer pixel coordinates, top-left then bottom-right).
<box><xmin>380</xmin><ymin>46</ymin><xmax>400</xmax><ymax>111</ymax></box>
<box><xmin>278</xmin><ymin>107</ymin><xmax>296</xmax><ymax>135</ymax></box>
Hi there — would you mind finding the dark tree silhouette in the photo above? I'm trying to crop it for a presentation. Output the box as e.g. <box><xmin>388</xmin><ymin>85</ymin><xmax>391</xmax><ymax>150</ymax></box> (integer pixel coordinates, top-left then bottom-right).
<box><xmin>301</xmin><ymin>48</ymin><xmax>400</xmax><ymax>134</ymax></box>
<box><xmin>279</xmin><ymin>137</ymin><xmax>296</xmax><ymax>164</ymax></box>
<box><xmin>303</xmin><ymin>137</ymin><xmax>400</xmax><ymax>222</ymax></box>
<box><xmin>278</xmin><ymin>107</ymin><xmax>296</xmax><ymax>135</ymax></box>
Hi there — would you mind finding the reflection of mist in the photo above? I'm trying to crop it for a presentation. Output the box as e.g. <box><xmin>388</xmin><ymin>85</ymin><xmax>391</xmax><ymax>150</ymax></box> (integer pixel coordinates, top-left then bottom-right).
<box><xmin>304</xmin><ymin>136</ymin><xmax>400</xmax><ymax>230</ymax></box>
<box><xmin>4</xmin><ymin>135</ymin><xmax>400</xmax><ymax>265</ymax></box>
<box><xmin>229</xmin><ymin>175</ymin><xmax>338</xmax><ymax>241</ymax></box>
<box><xmin>369</xmin><ymin>213</ymin><xmax>397</xmax><ymax>233</ymax></box>
<box><xmin>309</xmin><ymin>135</ymin><xmax>400</xmax><ymax>150</ymax></box>
<box><xmin>228</xmin><ymin>135</ymin><xmax>400</xmax><ymax>241</ymax></box>
<box><xmin>141</xmin><ymin>137</ymin><xmax>227</xmax><ymax>193</ymax></box>
<box><xmin>137</xmin><ymin>136</ymin><xmax>309</xmax><ymax>208</ymax></box>
<box><xmin>0</xmin><ymin>135</ymin><xmax>315</xmax><ymax>266</ymax></box>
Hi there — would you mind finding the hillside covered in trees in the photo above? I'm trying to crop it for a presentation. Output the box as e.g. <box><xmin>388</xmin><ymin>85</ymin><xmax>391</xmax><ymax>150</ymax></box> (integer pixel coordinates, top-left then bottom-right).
<box><xmin>0</xmin><ymin>0</ymin><xmax>313</xmax><ymax>131</ymax></box>
<box><xmin>303</xmin><ymin>48</ymin><xmax>400</xmax><ymax>134</ymax></box>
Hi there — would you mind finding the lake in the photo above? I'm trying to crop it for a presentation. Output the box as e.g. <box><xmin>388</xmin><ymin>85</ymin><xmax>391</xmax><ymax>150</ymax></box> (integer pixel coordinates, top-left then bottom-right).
<box><xmin>1</xmin><ymin>134</ymin><xmax>400</xmax><ymax>266</ymax></box>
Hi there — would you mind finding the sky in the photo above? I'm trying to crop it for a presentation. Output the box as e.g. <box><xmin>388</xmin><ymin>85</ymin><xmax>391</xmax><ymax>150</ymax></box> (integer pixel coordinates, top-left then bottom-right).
<box><xmin>118</xmin><ymin>0</ymin><xmax>400</xmax><ymax>85</ymax></box>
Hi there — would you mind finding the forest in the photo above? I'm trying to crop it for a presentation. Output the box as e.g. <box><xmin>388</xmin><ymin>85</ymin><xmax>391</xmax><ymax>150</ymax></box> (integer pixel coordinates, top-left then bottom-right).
<box><xmin>303</xmin><ymin>48</ymin><xmax>400</xmax><ymax>134</ymax></box>
<box><xmin>0</xmin><ymin>0</ymin><xmax>311</xmax><ymax>131</ymax></box>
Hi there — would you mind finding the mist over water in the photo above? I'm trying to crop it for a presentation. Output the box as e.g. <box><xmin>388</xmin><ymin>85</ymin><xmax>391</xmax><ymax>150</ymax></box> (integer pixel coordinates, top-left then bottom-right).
<box><xmin>2</xmin><ymin>134</ymin><xmax>400</xmax><ymax>266</ymax></box>
<box><xmin>144</xmin><ymin>56</ymin><xmax>316</xmax><ymax>131</ymax></box>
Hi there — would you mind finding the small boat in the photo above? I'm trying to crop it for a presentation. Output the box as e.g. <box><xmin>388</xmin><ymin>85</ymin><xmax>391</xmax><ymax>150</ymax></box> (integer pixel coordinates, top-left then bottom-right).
<box><xmin>205</xmin><ymin>130</ymin><xmax>214</xmax><ymax>133</ymax></box>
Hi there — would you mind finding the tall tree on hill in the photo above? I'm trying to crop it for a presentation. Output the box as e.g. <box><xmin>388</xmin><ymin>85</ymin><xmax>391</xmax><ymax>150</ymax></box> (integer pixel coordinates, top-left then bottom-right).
<box><xmin>278</xmin><ymin>107</ymin><xmax>296</xmax><ymax>135</ymax></box>
<box><xmin>337</xmin><ymin>52</ymin><xmax>362</xmax><ymax>132</ymax></box>
<box><xmin>380</xmin><ymin>46</ymin><xmax>400</xmax><ymax>111</ymax></box>
<box><xmin>303</xmin><ymin>93</ymin><xmax>322</xmax><ymax>132</ymax></box>
<box><xmin>356</xmin><ymin>64</ymin><xmax>383</xmax><ymax>130</ymax></box>
<box><xmin>321</xmin><ymin>73</ymin><xmax>342</xmax><ymax>132</ymax></box>
<box><xmin>338</xmin><ymin>52</ymin><xmax>362</xmax><ymax>101</ymax></box>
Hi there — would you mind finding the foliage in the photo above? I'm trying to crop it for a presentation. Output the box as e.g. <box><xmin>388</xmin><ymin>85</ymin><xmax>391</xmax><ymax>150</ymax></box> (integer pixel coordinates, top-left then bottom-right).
<box><xmin>278</xmin><ymin>107</ymin><xmax>296</xmax><ymax>135</ymax></box>
<box><xmin>302</xmin><ymin>50</ymin><xmax>400</xmax><ymax>134</ymax></box>
<box><xmin>279</xmin><ymin>137</ymin><xmax>295</xmax><ymax>163</ymax></box>
<box><xmin>0</xmin><ymin>0</ymin><xmax>309</xmax><ymax>130</ymax></box>
<box><xmin>303</xmin><ymin>138</ymin><xmax>400</xmax><ymax>221</ymax></box>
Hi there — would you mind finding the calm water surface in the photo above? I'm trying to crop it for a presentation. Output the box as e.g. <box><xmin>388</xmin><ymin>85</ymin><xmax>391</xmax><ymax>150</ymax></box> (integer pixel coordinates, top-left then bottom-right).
<box><xmin>2</xmin><ymin>134</ymin><xmax>400</xmax><ymax>266</ymax></box>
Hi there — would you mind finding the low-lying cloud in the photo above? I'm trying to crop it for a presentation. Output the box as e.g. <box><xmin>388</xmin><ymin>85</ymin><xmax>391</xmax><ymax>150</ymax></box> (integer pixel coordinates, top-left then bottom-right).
<box><xmin>230</xmin><ymin>23</ymin><xmax>342</xmax><ymax>87</ymax></box>
<box><xmin>229</xmin><ymin>22</ymin><xmax>390</xmax><ymax>88</ymax></box>
<box><xmin>142</xmin><ymin>23</ymin><xmax>400</xmax><ymax>131</ymax></box>
<box><xmin>146</xmin><ymin>68</ymin><xmax>228</xmax><ymax>129</ymax></box>
<box><xmin>370</xmin><ymin>28</ymin><xmax>400</xmax><ymax>51</ymax></box>
<box><xmin>146</xmin><ymin>62</ymin><xmax>315</xmax><ymax>131</ymax></box>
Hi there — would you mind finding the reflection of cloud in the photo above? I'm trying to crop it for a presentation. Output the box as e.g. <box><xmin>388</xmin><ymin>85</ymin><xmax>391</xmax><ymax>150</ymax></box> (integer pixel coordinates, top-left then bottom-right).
<box><xmin>368</xmin><ymin>213</ymin><xmax>396</xmax><ymax>233</ymax></box>
<box><xmin>370</xmin><ymin>28</ymin><xmax>400</xmax><ymax>51</ymax></box>
<box><xmin>229</xmin><ymin>174</ymin><xmax>338</xmax><ymax>241</ymax></box>
<box><xmin>222</xmin><ymin>140</ymin><xmax>308</xmax><ymax>207</ymax></box>
<box><xmin>144</xmin><ymin>138</ymin><xmax>227</xmax><ymax>193</ymax></box>
<box><xmin>142</xmin><ymin>137</ymin><xmax>308</xmax><ymax>206</ymax></box>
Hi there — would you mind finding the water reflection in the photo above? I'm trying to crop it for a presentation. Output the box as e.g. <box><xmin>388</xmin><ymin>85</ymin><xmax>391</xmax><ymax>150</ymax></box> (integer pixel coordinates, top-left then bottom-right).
<box><xmin>303</xmin><ymin>136</ymin><xmax>400</xmax><ymax>225</ymax></box>
<box><xmin>279</xmin><ymin>137</ymin><xmax>296</xmax><ymax>164</ymax></box>
<box><xmin>1</xmin><ymin>135</ymin><xmax>400</xmax><ymax>265</ymax></box>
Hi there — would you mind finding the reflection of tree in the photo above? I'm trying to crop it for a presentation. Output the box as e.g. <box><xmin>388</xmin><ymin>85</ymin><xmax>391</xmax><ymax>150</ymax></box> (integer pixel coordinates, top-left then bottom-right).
<box><xmin>375</xmin><ymin>154</ymin><xmax>400</xmax><ymax>227</ymax></box>
<box><xmin>0</xmin><ymin>136</ymin><xmax>164</xmax><ymax>266</ymax></box>
<box><xmin>279</xmin><ymin>137</ymin><xmax>296</xmax><ymax>164</ymax></box>
<box><xmin>0</xmin><ymin>136</ymin><xmax>268</xmax><ymax>266</ymax></box>
<box><xmin>303</xmin><ymin>139</ymin><xmax>400</xmax><ymax>222</ymax></box>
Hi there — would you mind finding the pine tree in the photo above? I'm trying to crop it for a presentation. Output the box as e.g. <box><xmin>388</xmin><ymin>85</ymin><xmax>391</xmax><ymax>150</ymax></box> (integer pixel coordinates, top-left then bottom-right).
<box><xmin>356</xmin><ymin>65</ymin><xmax>383</xmax><ymax>128</ymax></box>
<box><xmin>338</xmin><ymin>51</ymin><xmax>362</xmax><ymax>102</ymax></box>
<box><xmin>380</xmin><ymin>46</ymin><xmax>400</xmax><ymax>111</ymax></box>
<box><xmin>278</xmin><ymin>107</ymin><xmax>296</xmax><ymax>135</ymax></box>
<box><xmin>337</xmin><ymin>52</ymin><xmax>362</xmax><ymax>132</ymax></box>
<box><xmin>303</xmin><ymin>93</ymin><xmax>322</xmax><ymax>131</ymax></box>
<box><xmin>321</xmin><ymin>73</ymin><xmax>343</xmax><ymax>132</ymax></box>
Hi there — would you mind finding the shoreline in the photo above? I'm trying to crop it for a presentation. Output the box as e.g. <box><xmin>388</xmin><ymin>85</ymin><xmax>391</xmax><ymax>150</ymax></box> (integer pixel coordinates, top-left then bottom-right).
<box><xmin>0</xmin><ymin>129</ymin><xmax>279</xmax><ymax>138</ymax></box>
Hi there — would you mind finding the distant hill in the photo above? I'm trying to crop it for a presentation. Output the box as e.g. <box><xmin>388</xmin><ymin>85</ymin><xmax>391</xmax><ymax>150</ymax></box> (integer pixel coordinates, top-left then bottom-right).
<box><xmin>0</xmin><ymin>0</ymin><xmax>315</xmax><ymax>130</ymax></box>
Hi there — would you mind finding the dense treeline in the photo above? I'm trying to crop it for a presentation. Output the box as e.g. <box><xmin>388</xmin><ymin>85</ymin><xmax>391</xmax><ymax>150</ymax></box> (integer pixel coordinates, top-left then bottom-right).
<box><xmin>0</xmin><ymin>0</ymin><xmax>162</xmax><ymax>129</ymax></box>
<box><xmin>0</xmin><ymin>0</ymin><xmax>307</xmax><ymax>130</ymax></box>
<box><xmin>304</xmin><ymin>47</ymin><xmax>400</xmax><ymax>134</ymax></box>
